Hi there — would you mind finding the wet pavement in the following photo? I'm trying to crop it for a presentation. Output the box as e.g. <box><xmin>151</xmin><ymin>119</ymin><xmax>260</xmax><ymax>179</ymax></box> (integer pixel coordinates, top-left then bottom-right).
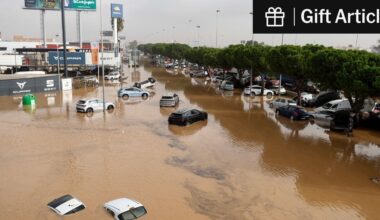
<box><xmin>1</xmin><ymin>62</ymin><xmax>380</xmax><ymax>220</ymax></box>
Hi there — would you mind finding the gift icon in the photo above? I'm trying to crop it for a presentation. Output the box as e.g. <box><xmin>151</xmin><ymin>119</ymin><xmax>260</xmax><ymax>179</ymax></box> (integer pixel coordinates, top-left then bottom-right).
<box><xmin>265</xmin><ymin>7</ymin><xmax>285</xmax><ymax>27</ymax></box>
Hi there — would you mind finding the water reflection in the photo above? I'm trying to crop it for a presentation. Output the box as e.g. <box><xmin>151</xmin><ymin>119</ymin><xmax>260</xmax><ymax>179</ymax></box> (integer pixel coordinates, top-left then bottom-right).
<box><xmin>168</xmin><ymin>121</ymin><xmax>208</xmax><ymax>136</ymax></box>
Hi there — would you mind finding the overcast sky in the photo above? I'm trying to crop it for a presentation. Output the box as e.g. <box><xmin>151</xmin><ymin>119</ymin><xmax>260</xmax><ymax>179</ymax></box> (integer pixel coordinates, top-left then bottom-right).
<box><xmin>0</xmin><ymin>0</ymin><xmax>379</xmax><ymax>50</ymax></box>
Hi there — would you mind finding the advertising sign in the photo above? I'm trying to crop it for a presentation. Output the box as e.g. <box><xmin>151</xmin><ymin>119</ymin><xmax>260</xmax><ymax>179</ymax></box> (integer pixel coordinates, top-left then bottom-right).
<box><xmin>48</xmin><ymin>52</ymin><xmax>86</xmax><ymax>65</ymax></box>
<box><xmin>61</xmin><ymin>78</ymin><xmax>73</xmax><ymax>91</ymax></box>
<box><xmin>111</xmin><ymin>3</ymin><xmax>123</xmax><ymax>18</ymax></box>
<box><xmin>253</xmin><ymin>0</ymin><xmax>380</xmax><ymax>33</ymax></box>
<box><xmin>0</xmin><ymin>75</ymin><xmax>60</xmax><ymax>96</ymax></box>
<box><xmin>90</xmin><ymin>42</ymin><xmax>99</xmax><ymax>65</ymax></box>
<box><xmin>24</xmin><ymin>0</ymin><xmax>96</xmax><ymax>11</ymax></box>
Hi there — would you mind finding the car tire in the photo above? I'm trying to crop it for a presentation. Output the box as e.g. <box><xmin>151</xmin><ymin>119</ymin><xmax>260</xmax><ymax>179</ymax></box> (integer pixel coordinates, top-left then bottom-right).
<box><xmin>107</xmin><ymin>105</ymin><xmax>114</xmax><ymax>112</ymax></box>
<box><xmin>86</xmin><ymin>108</ymin><xmax>93</xmax><ymax>113</ymax></box>
<box><xmin>269</xmin><ymin>103</ymin><xmax>274</xmax><ymax>108</ymax></box>
<box><xmin>122</xmin><ymin>94</ymin><xmax>129</xmax><ymax>100</ymax></box>
<box><xmin>267</xmin><ymin>92</ymin><xmax>273</xmax><ymax>98</ymax></box>
<box><xmin>203</xmin><ymin>113</ymin><xmax>208</xmax><ymax>120</ymax></box>
<box><xmin>142</xmin><ymin>93</ymin><xmax>148</xmax><ymax>99</ymax></box>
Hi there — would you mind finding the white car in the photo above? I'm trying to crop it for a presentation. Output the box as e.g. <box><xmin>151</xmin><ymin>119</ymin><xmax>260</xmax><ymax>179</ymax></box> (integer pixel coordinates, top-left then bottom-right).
<box><xmin>76</xmin><ymin>98</ymin><xmax>115</xmax><ymax>113</ymax></box>
<box><xmin>104</xmin><ymin>198</ymin><xmax>147</xmax><ymax>220</ymax></box>
<box><xmin>160</xmin><ymin>93</ymin><xmax>179</xmax><ymax>107</ymax></box>
<box><xmin>269</xmin><ymin>98</ymin><xmax>297</xmax><ymax>109</ymax></box>
<box><xmin>269</xmin><ymin>86</ymin><xmax>286</xmax><ymax>95</ymax></box>
<box><xmin>315</xmin><ymin>99</ymin><xmax>351</xmax><ymax>112</ymax></box>
<box><xmin>244</xmin><ymin>85</ymin><xmax>274</xmax><ymax>96</ymax></box>
<box><xmin>47</xmin><ymin>194</ymin><xmax>86</xmax><ymax>216</ymax></box>
<box><xmin>134</xmin><ymin>77</ymin><xmax>156</xmax><ymax>89</ymax></box>
<box><xmin>105</xmin><ymin>71</ymin><xmax>121</xmax><ymax>80</ymax></box>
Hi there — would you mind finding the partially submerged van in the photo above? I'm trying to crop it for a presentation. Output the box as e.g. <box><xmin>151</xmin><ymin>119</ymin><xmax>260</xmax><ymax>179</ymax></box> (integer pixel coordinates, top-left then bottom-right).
<box><xmin>315</xmin><ymin>99</ymin><xmax>351</xmax><ymax>112</ymax></box>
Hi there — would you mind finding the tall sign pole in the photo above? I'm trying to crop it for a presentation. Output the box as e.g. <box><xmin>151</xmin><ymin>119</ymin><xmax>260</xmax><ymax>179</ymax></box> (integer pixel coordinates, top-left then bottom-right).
<box><xmin>61</xmin><ymin>0</ymin><xmax>68</xmax><ymax>78</ymax></box>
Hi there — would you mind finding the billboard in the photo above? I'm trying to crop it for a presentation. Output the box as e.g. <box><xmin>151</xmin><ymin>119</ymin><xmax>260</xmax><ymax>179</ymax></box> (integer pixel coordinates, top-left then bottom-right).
<box><xmin>24</xmin><ymin>0</ymin><xmax>96</xmax><ymax>10</ymax></box>
<box><xmin>0</xmin><ymin>75</ymin><xmax>60</xmax><ymax>96</ymax></box>
<box><xmin>48</xmin><ymin>52</ymin><xmax>86</xmax><ymax>65</ymax></box>
<box><xmin>111</xmin><ymin>3</ymin><xmax>123</xmax><ymax>18</ymax></box>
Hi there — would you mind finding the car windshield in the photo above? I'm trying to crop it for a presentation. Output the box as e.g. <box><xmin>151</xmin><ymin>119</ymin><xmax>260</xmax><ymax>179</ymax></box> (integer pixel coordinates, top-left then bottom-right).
<box><xmin>162</xmin><ymin>96</ymin><xmax>173</xmax><ymax>99</ymax></box>
<box><xmin>322</xmin><ymin>103</ymin><xmax>333</xmax><ymax>109</ymax></box>
<box><xmin>117</xmin><ymin>207</ymin><xmax>147</xmax><ymax>220</ymax></box>
<box><xmin>77</xmin><ymin>100</ymin><xmax>86</xmax><ymax>104</ymax></box>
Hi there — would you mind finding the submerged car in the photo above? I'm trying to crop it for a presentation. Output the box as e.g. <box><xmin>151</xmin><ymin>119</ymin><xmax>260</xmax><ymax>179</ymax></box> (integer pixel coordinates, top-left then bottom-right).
<box><xmin>76</xmin><ymin>99</ymin><xmax>115</xmax><ymax>113</ymax></box>
<box><xmin>269</xmin><ymin>98</ymin><xmax>296</xmax><ymax>109</ymax></box>
<box><xmin>219</xmin><ymin>81</ymin><xmax>234</xmax><ymax>91</ymax></box>
<box><xmin>311</xmin><ymin>110</ymin><xmax>353</xmax><ymax>133</ymax></box>
<box><xmin>276</xmin><ymin>105</ymin><xmax>310</xmax><ymax>120</ymax></box>
<box><xmin>133</xmin><ymin>77</ymin><xmax>156</xmax><ymax>89</ymax></box>
<box><xmin>118</xmin><ymin>87</ymin><xmax>150</xmax><ymax>100</ymax></box>
<box><xmin>104</xmin><ymin>198</ymin><xmax>147</xmax><ymax>220</ymax></box>
<box><xmin>47</xmin><ymin>194</ymin><xmax>86</xmax><ymax>216</ymax></box>
<box><xmin>105</xmin><ymin>71</ymin><xmax>121</xmax><ymax>80</ymax></box>
<box><xmin>160</xmin><ymin>93</ymin><xmax>179</xmax><ymax>107</ymax></box>
<box><xmin>168</xmin><ymin>108</ymin><xmax>208</xmax><ymax>126</ymax></box>
<box><xmin>244</xmin><ymin>85</ymin><xmax>274</xmax><ymax>96</ymax></box>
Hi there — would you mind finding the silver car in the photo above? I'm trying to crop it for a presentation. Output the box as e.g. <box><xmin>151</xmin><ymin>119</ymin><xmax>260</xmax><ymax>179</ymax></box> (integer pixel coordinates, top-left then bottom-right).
<box><xmin>269</xmin><ymin>98</ymin><xmax>297</xmax><ymax>109</ymax></box>
<box><xmin>160</xmin><ymin>93</ymin><xmax>179</xmax><ymax>107</ymax></box>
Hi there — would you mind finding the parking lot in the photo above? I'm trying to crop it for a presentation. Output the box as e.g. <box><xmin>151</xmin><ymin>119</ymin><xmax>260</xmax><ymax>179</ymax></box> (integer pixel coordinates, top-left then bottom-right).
<box><xmin>0</xmin><ymin>64</ymin><xmax>380</xmax><ymax>219</ymax></box>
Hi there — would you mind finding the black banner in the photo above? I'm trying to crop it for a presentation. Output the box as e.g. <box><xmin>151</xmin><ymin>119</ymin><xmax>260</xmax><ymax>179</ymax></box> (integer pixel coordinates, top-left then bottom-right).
<box><xmin>253</xmin><ymin>0</ymin><xmax>380</xmax><ymax>33</ymax></box>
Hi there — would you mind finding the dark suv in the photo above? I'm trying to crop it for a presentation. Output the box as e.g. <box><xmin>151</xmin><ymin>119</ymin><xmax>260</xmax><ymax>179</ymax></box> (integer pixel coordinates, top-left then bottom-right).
<box><xmin>168</xmin><ymin>109</ymin><xmax>208</xmax><ymax>126</ymax></box>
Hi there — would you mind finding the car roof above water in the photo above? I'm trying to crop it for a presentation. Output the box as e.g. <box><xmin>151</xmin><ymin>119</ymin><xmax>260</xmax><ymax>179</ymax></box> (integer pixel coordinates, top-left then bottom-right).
<box><xmin>104</xmin><ymin>198</ymin><xmax>144</xmax><ymax>214</ymax></box>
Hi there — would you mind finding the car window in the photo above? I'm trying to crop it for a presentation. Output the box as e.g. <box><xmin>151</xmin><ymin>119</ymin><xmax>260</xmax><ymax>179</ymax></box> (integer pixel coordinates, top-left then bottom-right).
<box><xmin>280</xmin><ymin>99</ymin><xmax>286</xmax><ymax>103</ymax></box>
<box><xmin>331</xmin><ymin>104</ymin><xmax>338</xmax><ymax>109</ymax></box>
<box><xmin>118</xmin><ymin>211</ymin><xmax>136</xmax><ymax>220</ymax></box>
<box><xmin>130</xmin><ymin>207</ymin><xmax>147</xmax><ymax>218</ymax></box>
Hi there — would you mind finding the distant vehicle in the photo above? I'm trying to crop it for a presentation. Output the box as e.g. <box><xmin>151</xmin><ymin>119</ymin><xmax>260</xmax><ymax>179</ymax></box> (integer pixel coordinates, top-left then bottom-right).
<box><xmin>190</xmin><ymin>70</ymin><xmax>207</xmax><ymax>78</ymax></box>
<box><xmin>73</xmin><ymin>75</ymin><xmax>99</xmax><ymax>88</ymax></box>
<box><xmin>160</xmin><ymin>93</ymin><xmax>179</xmax><ymax>107</ymax></box>
<box><xmin>76</xmin><ymin>99</ymin><xmax>115</xmax><ymax>113</ymax></box>
<box><xmin>104</xmin><ymin>198</ymin><xmax>147</xmax><ymax>220</ymax></box>
<box><xmin>268</xmin><ymin>85</ymin><xmax>286</xmax><ymax>95</ymax></box>
<box><xmin>293</xmin><ymin>92</ymin><xmax>314</xmax><ymax>106</ymax></box>
<box><xmin>47</xmin><ymin>194</ymin><xmax>86</xmax><ymax>216</ymax></box>
<box><xmin>219</xmin><ymin>81</ymin><xmax>234</xmax><ymax>91</ymax></box>
<box><xmin>105</xmin><ymin>71</ymin><xmax>121</xmax><ymax>80</ymax></box>
<box><xmin>276</xmin><ymin>105</ymin><xmax>310</xmax><ymax>120</ymax></box>
<box><xmin>315</xmin><ymin>99</ymin><xmax>351</xmax><ymax>112</ymax></box>
<box><xmin>308</xmin><ymin>91</ymin><xmax>341</xmax><ymax>107</ymax></box>
<box><xmin>118</xmin><ymin>87</ymin><xmax>150</xmax><ymax>100</ymax></box>
<box><xmin>168</xmin><ymin>109</ymin><xmax>208</xmax><ymax>126</ymax></box>
<box><xmin>134</xmin><ymin>77</ymin><xmax>156</xmax><ymax>89</ymax></box>
<box><xmin>269</xmin><ymin>98</ymin><xmax>296</xmax><ymax>109</ymax></box>
<box><xmin>244</xmin><ymin>85</ymin><xmax>274</xmax><ymax>96</ymax></box>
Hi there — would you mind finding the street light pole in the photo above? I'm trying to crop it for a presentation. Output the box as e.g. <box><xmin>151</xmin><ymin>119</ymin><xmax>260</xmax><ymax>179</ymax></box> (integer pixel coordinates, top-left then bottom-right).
<box><xmin>196</xmin><ymin>25</ymin><xmax>200</xmax><ymax>47</ymax></box>
<box><xmin>100</xmin><ymin>0</ymin><xmax>106</xmax><ymax>112</ymax></box>
<box><xmin>60</xmin><ymin>0</ymin><xmax>68</xmax><ymax>78</ymax></box>
<box><xmin>216</xmin><ymin>10</ymin><xmax>220</xmax><ymax>48</ymax></box>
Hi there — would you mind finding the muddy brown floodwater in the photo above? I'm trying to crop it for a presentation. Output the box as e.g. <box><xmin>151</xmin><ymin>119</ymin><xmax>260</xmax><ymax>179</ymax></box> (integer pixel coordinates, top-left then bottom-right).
<box><xmin>1</xmin><ymin>63</ymin><xmax>380</xmax><ymax>220</ymax></box>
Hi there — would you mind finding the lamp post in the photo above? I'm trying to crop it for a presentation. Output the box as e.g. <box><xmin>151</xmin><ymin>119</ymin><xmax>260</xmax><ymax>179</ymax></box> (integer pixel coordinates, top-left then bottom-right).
<box><xmin>216</xmin><ymin>10</ymin><xmax>221</xmax><ymax>48</ymax></box>
<box><xmin>188</xmin><ymin>19</ymin><xmax>192</xmax><ymax>46</ymax></box>
<box><xmin>250</xmin><ymin>12</ymin><xmax>255</xmax><ymax>45</ymax></box>
<box><xmin>55</xmin><ymin>34</ymin><xmax>60</xmax><ymax>76</ymax></box>
<box><xmin>249</xmin><ymin>12</ymin><xmax>253</xmax><ymax>96</ymax></box>
<box><xmin>172</xmin><ymin>26</ymin><xmax>176</xmax><ymax>43</ymax></box>
<box><xmin>196</xmin><ymin>25</ymin><xmax>200</xmax><ymax>47</ymax></box>
<box><xmin>60</xmin><ymin>0</ymin><xmax>68</xmax><ymax>78</ymax></box>
<box><xmin>100</xmin><ymin>0</ymin><xmax>106</xmax><ymax>112</ymax></box>
<box><xmin>355</xmin><ymin>34</ymin><xmax>359</xmax><ymax>48</ymax></box>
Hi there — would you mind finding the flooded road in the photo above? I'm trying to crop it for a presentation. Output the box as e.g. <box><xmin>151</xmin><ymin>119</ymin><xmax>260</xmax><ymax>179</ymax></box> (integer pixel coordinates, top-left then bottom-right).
<box><xmin>1</xmin><ymin>63</ymin><xmax>380</xmax><ymax>220</ymax></box>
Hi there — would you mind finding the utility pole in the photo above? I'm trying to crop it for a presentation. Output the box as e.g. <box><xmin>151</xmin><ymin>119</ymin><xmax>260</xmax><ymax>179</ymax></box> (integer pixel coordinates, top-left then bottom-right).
<box><xmin>216</xmin><ymin>10</ymin><xmax>220</xmax><ymax>48</ymax></box>
<box><xmin>100</xmin><ymin>0</ymin><xmax>106</xmax><ymax>112</ymax></box>
<box><xmin>60</xmin><ymin>0</ymin><xmax>68</xmax><ymax>78</ymax></box>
